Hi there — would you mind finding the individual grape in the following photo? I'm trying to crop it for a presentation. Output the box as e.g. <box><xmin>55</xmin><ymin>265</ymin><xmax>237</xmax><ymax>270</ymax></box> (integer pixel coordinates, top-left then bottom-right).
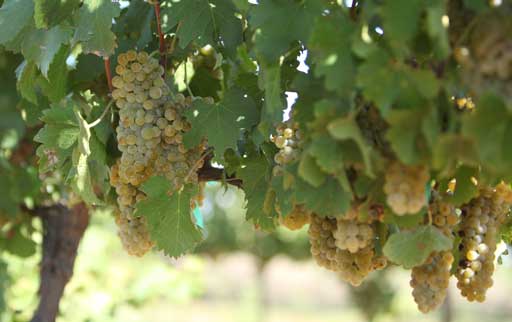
<box><xmin>383</xmin><ymin>161</ymin><xmax>429</xmax><ymax>215</ymax></box>
<box><xmin>279</xmin><ymin>205</ymin><xmax>311</xmax><ymax>230</ymax></box>
<box><xmin>455</xmin><ymin>183</ymin><xmax>512</xmax><ymax>302</ymax></box>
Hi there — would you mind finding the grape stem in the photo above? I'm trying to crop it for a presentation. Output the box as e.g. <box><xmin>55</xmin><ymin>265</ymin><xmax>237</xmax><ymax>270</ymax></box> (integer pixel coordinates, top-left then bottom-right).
<box><xmin>184</xmin><ymin>149</ymin><xmax>213</xmax><ymax>184</ymax></box>
<box><xmin>86</xmin><ymin>100</ymin><xmax>114</xmax><ymax>129</ymax></box>
<box><xmin>104</xmin><ymin>58</ymin><xmax>113</xmax><ymax>92</ymax></box>
<box><xmin>153</xmin><ymin>1</ymin><xmax>167</xmax><ymax>70</ymax></box>
<box><xmin>349</xmin><ymin>0</ymin><xmax>358</xmax><ymax>21</ymax></box>
<box><xmin>168</xmin><ymin>21</ymin><xmax>182</xmax><ymax>55</ymax></box>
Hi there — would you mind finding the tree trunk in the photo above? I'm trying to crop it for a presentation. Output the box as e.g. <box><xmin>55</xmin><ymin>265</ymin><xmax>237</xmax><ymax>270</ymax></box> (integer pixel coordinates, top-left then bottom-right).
<box><xmin>30</xmin><ymin>203</ymin><xmax>90</xmax><ymax>322</ymax></box>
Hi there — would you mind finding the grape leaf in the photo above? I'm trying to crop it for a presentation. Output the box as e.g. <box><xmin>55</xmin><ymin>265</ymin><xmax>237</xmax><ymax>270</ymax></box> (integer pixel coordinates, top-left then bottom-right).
<box><xmin>15</xmin><ymin>61</ymin><xmax>38</xmax><ymax>104</ymax></box>
<box><xmin>183</xmin><ymin>88</ymin><xmax>259</xmax><ymax>157</ymax></box>
<box><xmin>295</xmin><ymin>176</ymin><xmax>351</xmax><ymax>217</ymax></box>
<box><xmin>356</xmin><ymin>50</ymin><xmax>401</xmax><ymax>114</ymax></box>
<box><xmin>249</xmin><ymin>0</ymin><xmax>317</xmax><ymax>62</ymax></box>
<box><xmin>438</xmin><ymin>166</ymin><xmax>479</xmax><ymax>207</ymax></box>
<box><xmin>6</xmin><ymin>229</ymin><xmax>36</xmax><ymax>258</ymax></box>
<box><xmin>385</xmin><ymin>108</ymin><xmax>426</xmax><ymax>165</ymax></box>
<box><xmin>309</xmin><ymin>10</ymin><xmax>356</xmax><ymax>95</ymax></box>
<box><xmin>298</xmin><ymin>153</ymin><xmax>326</xmax><ymax>188</ymax></box>
<box><xmin>38</xmin><ymin>45</ymin><xmax>70</xmax><ymax>102</ymax></box>
<box><xmin>164</xmin><ymin>0</ymin><xmax>243</xmax><ymax>56</ymax></box>
<box><xmin>383</xmin><ymin>226</ymin><xmax>452</xmax><ymax>268</ymax></box>
<box><xmin>136</xmin><ymin>176</ymin><xmax>203</xmax><ymax>258</ymax></box>
<box><xmin>34</xmin><ymin>0</ymin><xmax>81</xmax><ymax>29</ymax></box>
<box><xmin>21</xmin><ymin>25</ymin><xmax>71</xmax><ymax>77</ymax></box>
<box><xmin>0</xmin><ymin>0</ymin><xmax>34</xmax><ymax>45</ymax></box>
<box><xmin>308</xmin><ymin>134</ymin><xmax>345</xmax><ymax>174</ymax></box>
<box><xmin>327</xmin><ymin>116</ymin><xmax>374</xmax><ymax>177</ymax></box>
<box><xmin>73</xmin><ymin>0</ymin><xmax>121</xmax><ymax>57</ymax></box>
<box><xmin>382</xmin><ymin>0</ymin><xmax>423</xmax><ymax>52</ymax></box>
<box><xmin>462</xmin><ymin>94</ymin><xmax>512</xmax><ymax>177</ymax></box>
<box><xmin>238</xmin><ymin>150</ymin><xmax>276</xmax><ymax>230</ymax></box>
<box><xmin>425</xmin><ymin>2</ymin><xmax>451</xmax><ymax>59</ymax></box>
<box><xmin>259</xmin><ymin>63</ymin><xmax>283</xmax><ymax>126</ymax></box>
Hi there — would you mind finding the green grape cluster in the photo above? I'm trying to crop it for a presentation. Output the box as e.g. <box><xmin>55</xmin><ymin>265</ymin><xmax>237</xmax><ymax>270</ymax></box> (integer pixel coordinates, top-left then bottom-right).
<box><xmin>410</xmin><ymin>192</ymin><xmax>459</xmax><ymax>312</ymax></box>
<box><xmin>308</xmin><ymin>214</ymin><xmax>386</xmax><ymax>286</ymax></box>
<box><xmin>411</xmin><ymin>251</ymin><xmax>454</xmax><ymax>313</ymax></box>
<box><xmin>455</xmin><ymin>183</ymin><xmax>512</xmax><ymax>302</ymax></box>
<box><xmin>454</xmin><ymin>12</ymin><xmax>512</xmax><ymax>103</ymax></box>
<box><xmin>110</xmin><ymin>50</ymin><xmax>207</xmax><ymax>256</ymax></box>
<box><xmin>271</xmin><ymin>120</ymin><xmax>301</xmax><ymax>175</ymax></box>
<box><xmin>333</xmin><ymin>218</ymin><xmax>374</xmax><ymax>253</ymax></box>
<box><xmin>383</xmin><ymin>161</ymin><xmax>429</xmax><ymax>215</ymax></box>
<box><xmin>278</xmin><ymin>205</ymin><xmax>311</xmax><ymax>231</ymax></box>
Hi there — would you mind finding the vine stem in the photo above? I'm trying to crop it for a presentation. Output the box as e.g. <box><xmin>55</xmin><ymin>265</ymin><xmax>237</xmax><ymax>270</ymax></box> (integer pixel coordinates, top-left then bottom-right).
<box><xmin>154</xmin><ymin>1</ymin><xmax>167</xmax><ymax>70</ymax></box>
<box><xmin>349</xmin><ymin>0</ymin><xmax>358</xmax><ymax>21</ymax></box>
<box><xmin>104</xmin><ymin>57</ymin><xmax>113</xmax><ymax>92</ymax></box>
<box><xmin>184</xmin><ymin>149</ymin><xmax>213</xmax><ymax>184</ymax></box>
<box><xmin>86</xmin><ymin>100</ymin><xmax>114</xmax><ymax>129</ymax></box>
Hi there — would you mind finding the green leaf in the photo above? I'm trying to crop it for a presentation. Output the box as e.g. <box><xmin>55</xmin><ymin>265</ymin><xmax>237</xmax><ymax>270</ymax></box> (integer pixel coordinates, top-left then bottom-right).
<box><xmin>327</xmin><ymin>116</ymin><xmax>374</xmax><ymax>177</ymax></box>
<box><xmin>34</xmin><ymin>0</ymin><xmax>80</xmax><ymax>28</ymax></box>
<box><xmin>183</xmin><ymin>88</ymin><xmax>258</xmax><ymax>156</ymax></box>
<box><xmin>382</xmin><ymin>0</ymin><xmax>423</xmax><ymax>49</ymax></box>
<box><xmin>295</xmin><ymin>177</ymin><xmax>351</xmax><ymax>217</ymax></box>
<box><xmin>34</xmin><ymin>100</ymin><xmax>80</xmax><ymax>172</ymax></box>
<box><xmin>407</xmin><ymin>69</ymin><xmax>440</xmax><ymax>99</ymax></box>
<box><xmin>385</xmin><ymin>109</ymin><xmax>424</xmax><ymax>165</ymax></box>
<box><xmin>16</xmin><ymin>61</ymin><xmax>38</xmax><ymax>104</ymax></box>
<box><xmin>298</xmin><ymin>153</ymin><xmax>326</xmax><ymax>188</ymax></box>
<box><xmin>426</xmin><ymin>3</ymin><xmax>451</xmax><ymax>59</ymax></box>
<box><xmin>356</xmin><ymin>50</ymin><xmax>401</xmax><ymax>114</ymax></box>
<box><xmin>6</xmin><ymin>229</ymin><xmax>37</xmax><ymax>258</ymax></box>
<box><xmin>38</xmin><ymin>45</ymin><xmax>70</xmax><ymax>102</ymax></box>
<box><xmin>73</xmin><ymin>0</ymin><xmax>121</xmax><ymax>57</ymax></box>
<box><xmin>309</xmin><ymin>11</ymin><xmax>356</xmax><ymax>95</ymax></box>
<box><xmin>249</xmin><ymin>0</ymin><xmax>317</xmax><ymax>62</ymax></box>
<box><xmin>238</xmin><ymin>151</ymin><xmax>276</xmax><ymax>230</ymax></box>
<box><xmin>21</xmin><ymin>25</ymin><xmax>71</xmax><ymax>77</ymax></box>
<box><xmin>136</xmin><ymin>177</ymin><xmax>203</xmax><ymax>257</ymax></box>
<box><xmin>164</xmin><ymin>0</ymin><xmax>243</xmax><ymax>56</ymax></box>
<box><xmin>439</xmin><ymin>166</ymin><xmax>479</xmax><ymax>206</ymax></box>
<box><xmin>0</xmin><ymin>0</ymin><xmax>34</xmax><ymax>45</ymax></box>
<box><xmin>259</xmin><ymin>63</ymin><xmax>283</xmax><ymax>125</ymax></box>
<box><xmin>461</xmin><ymin>94</ymin><xmax>512</xmax><ymax>176</ymax></box>
<box><xmin>383</xmin><ymin>226</ymin><xmax>453</xmax><ymax>268</ymax></box>
<box><xmin>308</xmin><ymin>133</ymin><xmax>345</xmax><ymax>174</ymax></box>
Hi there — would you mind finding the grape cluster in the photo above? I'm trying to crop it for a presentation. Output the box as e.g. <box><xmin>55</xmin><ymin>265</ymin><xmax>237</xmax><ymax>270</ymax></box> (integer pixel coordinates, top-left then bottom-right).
<box><xmin>278</xmin><ymin>205</ymin><xmax>311</xmax><ymax>231</ymax></box>
<box><xmin>411</xmin><ymin>251</ymin><xmax>454</xmax><ymax>313</ymax></box>
<box><xmin>455</xmin><ymin>183</ymin><xmax>512</xmax><ymax>302</ymax></box>
<box><xmin>410</xmin><ymin>192</ymin><xmax>459</xmax><ymax>312</ymax></box>
<box><xmin>383</xmin><ymin>162</ymin><xmax>429</xmax><ymax>215</ymax></box>
<box><xmin>110</xmin><ymin>50</ymin><xmax>207</xmax><ymax>256</ymax></box>
<box><xmin>333</xmin><ymin>218</ymin><xmax>374</xmax><ymax>253</ymax></box>
<box><xmin>271</xmin><ymin>120</ymin><xmax>301</xmax><ymax>174</ymax></box>
<box><xmin>454</xmin><ymin>12</ymin><xmax>512</xmax><ymax>103</ymax></box>
<box><xmin>308</xmin><ymin>214</ymin><xmax>385</xmax><ymax>286</ymax></box>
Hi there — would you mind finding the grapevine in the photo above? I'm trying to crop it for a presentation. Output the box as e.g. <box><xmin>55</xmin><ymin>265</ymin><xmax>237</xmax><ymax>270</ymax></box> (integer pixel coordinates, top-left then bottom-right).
<box><xmin>0</xmin><ymin>0</ymin><xmax>511</xmax><ymax>319</ymax></box>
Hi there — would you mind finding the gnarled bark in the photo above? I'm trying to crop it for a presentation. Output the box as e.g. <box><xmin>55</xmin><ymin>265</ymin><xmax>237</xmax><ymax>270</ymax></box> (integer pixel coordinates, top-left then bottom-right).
<box><xmin>30</xmin><ymin>203</ymin><xmax>89</xmax><ymax>322</ymax></box>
